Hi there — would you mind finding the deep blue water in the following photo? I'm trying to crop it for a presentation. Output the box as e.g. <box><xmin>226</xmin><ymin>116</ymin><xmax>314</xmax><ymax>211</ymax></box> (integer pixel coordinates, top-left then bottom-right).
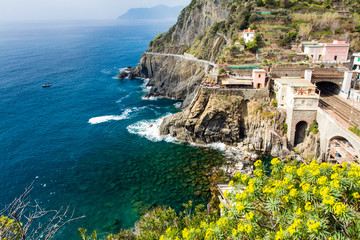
<box><xmin>0</xmin><ymin>20</ymin><xmax>224</xmax><ymax>238</ymax></box>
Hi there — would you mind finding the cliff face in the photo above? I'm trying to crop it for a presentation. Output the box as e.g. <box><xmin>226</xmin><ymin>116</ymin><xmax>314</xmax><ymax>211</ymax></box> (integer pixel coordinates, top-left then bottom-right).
<box><xmin>131</xmin><ymin>54</ymin><xmax>207</xmax><ymax>106</ymax></box>
<box><xmin>126</xmin><ymin>0</ymin><xmax>231</xmax><ymax>105</ymax></box>
<box><xmin>149</xmin><ymin>0</ymin><xmax>230</xmax><ymax>54</ymax></box>
<box><xmin>160</xmin><ymin>88</ymin><xmax>292</xmax><ymax>158</ymax></box>
<box><xmin>295</xmin><ymin>132</ymin><xmax>321</xmax><ymax>161</ymax></box>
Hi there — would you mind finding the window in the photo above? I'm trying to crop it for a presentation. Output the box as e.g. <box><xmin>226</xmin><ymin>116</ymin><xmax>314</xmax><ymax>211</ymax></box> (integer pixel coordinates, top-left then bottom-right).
<box><xmin>259</xmin><ymin>74</ymin><xmax>261</xmax><ymax>78</ymax></box>
<box><xmin>334</xmin><ymin>55</ymin><xmax>337</xmax><ymax>61</ymax></box>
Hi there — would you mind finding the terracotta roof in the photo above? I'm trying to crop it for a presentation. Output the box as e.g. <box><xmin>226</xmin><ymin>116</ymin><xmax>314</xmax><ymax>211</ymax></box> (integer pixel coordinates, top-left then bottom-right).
<box><xmin>244</xmin><ymin>29</ymin><xmax>257</xmax><ymax>33</ymax></box>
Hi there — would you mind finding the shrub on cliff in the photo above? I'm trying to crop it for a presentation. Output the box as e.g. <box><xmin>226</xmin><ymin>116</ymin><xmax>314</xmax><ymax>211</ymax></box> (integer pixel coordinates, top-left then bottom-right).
<box><xmin>156</xmin><ymin>160</ymin><xmax>360</xmax><ymax>239</ymax></box>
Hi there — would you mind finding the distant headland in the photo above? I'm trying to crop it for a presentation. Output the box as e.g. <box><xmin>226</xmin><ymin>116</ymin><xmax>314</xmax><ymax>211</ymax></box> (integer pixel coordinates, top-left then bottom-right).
<box><xmin>117</xmin><ymin>4</ymin><xmax>184</xmax><ymax>20</ymax></box>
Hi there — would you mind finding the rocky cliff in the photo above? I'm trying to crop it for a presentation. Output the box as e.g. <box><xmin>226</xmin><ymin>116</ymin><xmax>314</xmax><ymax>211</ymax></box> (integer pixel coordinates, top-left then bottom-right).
<box><xmin>124</xmin><ymin>0</ymin><xmax>233</xmax><ymax>105</ymax></box>
<box><xmin>131</xmin><ymin>54</ymin><xmax>210</xmax><ymax>106</ymax></box>
<box><xmin>149</xmin><ymin>0</ymin><xmax>230</xmax><ymax>55</ymax></box>
<box><xmin>160</xmin><ymin>87</ymin><xmax>292</xmax><ymax>158</ymax></box>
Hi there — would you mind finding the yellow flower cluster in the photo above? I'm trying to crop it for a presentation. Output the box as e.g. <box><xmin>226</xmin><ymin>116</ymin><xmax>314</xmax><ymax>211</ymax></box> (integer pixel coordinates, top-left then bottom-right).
<box><xmin>236</xmin><ymin>202</ymin><xmax>245</xmax><ymax>212</ymax></box>
<box><xmin>305</xmin><ymin>202</ymin><xmax>312</xmax><ymax>211</ymax></box>
<box><xmin>289</xmin><ymin>188</ymin><xmax>298</xmax><ymax>197</ymax></box>
<box><xmin>238</xmin><ymin>223</ymin><xmax>252</xmax><ymax>235</ymax></box>
<box><xmin>246</xmin><ymin>211</ymin><xmax>254</xmax><ymax>220</ymax></box>
<box><xmin>205</xmin><ymin>228</ymin><xmax>214</xmax><ymax>239</ymax></box>
<box><xmin>317</xmin><ymin>176</ymin><xmax>327</xmax><ymax>185</ymax></box>
<box><xmin>275</xmin><ymin>226</ymin><xmax>284</xmax><ymax>240</ymax></box>
<box><xmin>307</xmin><ymin>220</ymin><xmax>320</xmax><ymax>233</ymax></box>
<box><xmin>254</xmin><ymin>160</ymin><xmax>262</xmax><ymax>168</ymax></box>
<box><xmin>333</xmin><ymin>202</ymin><xmax>346</xmax><ymax>216</ymax></box>
<box><xmin>300</xmin><ymin>182</ymin><xmax>311</xmax><ymax>192</ymax></box>
<box><xmin>271</xmin><ymin>158</ymin><xmax>281</xmax><ymax>166</ymax></box>
<box><xmin>182</xmin><ymin>228</ymin><xmax>190</xmax><ymax>239</ymax></box>
<box><xmin>241</xmin><ymin>174</ymin><xmax>248</xmax><ymax>182</ymax></box>
<box><xmin>287</xmin><ymin>219</ymin><xmax>301</xmax><ymax>235</ymax></box>
<box><xmin>216</xmin><ymin>218</ymin><xmax>227</xmax><ymax>229</ymax></box>
<box><xmin>330</xmin><ymin>180</ymin><xmax>340</xmax><ymax>189</ymax></box>
<box><xmin>353</xmin><ymin>192</ymin><xmax>360</xmax><ymax>199</ymax></box>
<box><xmin>322</xmin><ymin>195</ymin><xmax>335</xmax><ymax>205</ymax></box>
<box><xmin>282</xmin><ymin>195</ymin><xmax>289</xmax><ymax>203</ymax></box>
<box><xmin>296</xmin><ymin>207</ymin><xmax>303</xmax><ymax>216</ymax></box>
<box><xmin>253</xmin><ymin>169</ymin><xmax>263</xmax><ymax>177</ymax></box>
<box><xmin>228</xmin><ymin>180</ymin><xmax>234</xmax><ymax>187</ymax></box>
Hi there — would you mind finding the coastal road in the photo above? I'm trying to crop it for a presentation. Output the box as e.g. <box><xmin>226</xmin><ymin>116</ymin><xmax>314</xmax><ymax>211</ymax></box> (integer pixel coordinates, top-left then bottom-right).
<box><xmin>145</xmin><ymin>52</ymin><xmax>218</xmax><ymax>67</ymax></box>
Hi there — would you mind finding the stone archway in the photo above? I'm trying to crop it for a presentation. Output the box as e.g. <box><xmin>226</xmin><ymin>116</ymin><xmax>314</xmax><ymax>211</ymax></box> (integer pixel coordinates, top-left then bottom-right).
<box><xmin>294</xmin><ymin>121</ymin><xmax>308</xmax><ymax>146</ymax></box>
<box><xmin>327</xmin><ymin>136</ymin><xmax>357</xmax><ymax>164</ymax></box>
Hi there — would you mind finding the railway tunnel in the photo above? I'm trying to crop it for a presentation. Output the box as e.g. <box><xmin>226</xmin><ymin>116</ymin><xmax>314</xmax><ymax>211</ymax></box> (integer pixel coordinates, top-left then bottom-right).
<box><xmin>316</xmin><ymin>82</ymin><xmax>341</xmax><ymax>96</ymax></box>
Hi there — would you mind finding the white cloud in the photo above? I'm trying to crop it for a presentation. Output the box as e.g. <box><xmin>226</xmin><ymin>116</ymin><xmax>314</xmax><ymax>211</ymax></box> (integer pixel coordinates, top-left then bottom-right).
<box><xmin>0</xmin><ymin>0</ymin><xmax>190</xmax><ymax>21</ymax></box>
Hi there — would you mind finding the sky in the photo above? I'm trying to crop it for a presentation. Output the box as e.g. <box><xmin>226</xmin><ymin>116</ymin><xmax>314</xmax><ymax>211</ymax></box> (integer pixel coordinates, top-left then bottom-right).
<box><xmin>0</xmin><ymin>0</ymin><xmax>191</xmax><ymax>21</ymax></box>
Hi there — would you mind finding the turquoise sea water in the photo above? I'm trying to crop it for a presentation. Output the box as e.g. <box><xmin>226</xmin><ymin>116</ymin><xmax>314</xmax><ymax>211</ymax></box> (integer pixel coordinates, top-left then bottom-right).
<box><xmin>0</xmin><ymin>20</ymin><xmax>225</xmax><ymax>238</ymax></box>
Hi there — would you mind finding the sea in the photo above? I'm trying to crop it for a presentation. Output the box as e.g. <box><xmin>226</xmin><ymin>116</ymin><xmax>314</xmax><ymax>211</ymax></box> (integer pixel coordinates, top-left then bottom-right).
<box><xmin>0</xmin><ymin>20</ymin><xmax>226</xmax><ymax>238</ymax></box>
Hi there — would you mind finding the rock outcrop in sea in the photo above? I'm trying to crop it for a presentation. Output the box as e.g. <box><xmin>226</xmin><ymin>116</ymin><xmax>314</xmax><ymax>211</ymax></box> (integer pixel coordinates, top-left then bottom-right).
<box><xmin>160</xmin><ymin>87</ymin><xmax>292</xmax><ymax>158</ymax></box>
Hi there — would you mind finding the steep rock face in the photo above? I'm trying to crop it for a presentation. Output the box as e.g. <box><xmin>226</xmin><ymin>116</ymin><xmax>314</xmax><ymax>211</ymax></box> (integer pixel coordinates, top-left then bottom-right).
<box><xmin>149</xmin><ymin>0</ymin><xmax>230</xmax><ymax>54</ymax></box>
<box><xmin>295</xmin><ymin>132</ymin><xmax>321</xmax><ymax>161</ymax></box>
<box><xmin>160</xmin><ymin>88</ymin><xmax>292</xmax><ymax>158</ymax></box>
<box><xmin>131</xmin><ymin>54</ymin><xmax>207</xmax><ymax>105</ymax></box>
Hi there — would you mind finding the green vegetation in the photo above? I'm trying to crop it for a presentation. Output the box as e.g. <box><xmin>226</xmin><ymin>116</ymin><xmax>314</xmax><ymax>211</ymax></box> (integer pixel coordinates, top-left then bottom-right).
<box><xmin>106</xmin><ymin>160</ymin><xmax>360</xmax><ymax>239</ymax></box>
<box><xmin>279</xmin><ymin>31</ymin><xmax>298</xmax><ymax>46</ymax></box>
<box><xmin>307</xmin><ymin>121</ymin><xmax>319</xmax><ymax>136</ymax></box>
<box><xmin>219</xmin><ymin>68</ymin><xmax>227</xmax><ymax>74</ymax></box>
<box><xmin>283</xmin><ymin>122</ymin><xmax>288</xmax><ymax>133</ymax></box>
<box><xmin>0</xmin><ymin>215</ymin><xmax>22</xmax><ymax>239</ymax></box>
<box><xmin>271</xmin><ymin>99</ymin><xmax>278</xmax><ymax>107</ymax></box>
<box><xmin>349</xmin><ymin>126</ymin><xmax>360</xmax><ymax>136</ymax></box>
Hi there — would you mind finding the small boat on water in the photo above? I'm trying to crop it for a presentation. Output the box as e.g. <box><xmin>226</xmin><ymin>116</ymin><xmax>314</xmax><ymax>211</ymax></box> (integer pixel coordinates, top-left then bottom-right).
<box><xmin>42</xmin><ymin>83</ymin><xmax>51</xmax><ymax>88</ymax></box>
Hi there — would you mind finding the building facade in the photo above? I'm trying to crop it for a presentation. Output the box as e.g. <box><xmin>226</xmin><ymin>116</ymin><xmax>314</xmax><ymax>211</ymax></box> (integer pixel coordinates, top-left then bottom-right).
<box><xmin>274</xmin><ymin>77</ymin><xmax>319</xmax><ymax>146</ymax></box>
<box><xmin>303</xmin><ymin>40</ymin><xmax>350</xmax><ymax>63</ymax></box>
<box><xmin>243</xmin><ymin>28</ymin><xmax>257</xmax><ymax>43</ymax></box>
<box><xmin>252</xmin><ymin>69</ymin><xmax>266</xmax><ymax>89</ymax></box>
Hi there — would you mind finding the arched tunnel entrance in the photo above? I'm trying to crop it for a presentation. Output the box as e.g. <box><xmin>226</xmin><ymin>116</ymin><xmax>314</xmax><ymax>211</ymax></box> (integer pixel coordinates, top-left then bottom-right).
<box><xmin>327</xmin><ymin>136</ymin><xmax>358</xmax><ymax>164</ymax></box>
<box><xmin>316</xmin><ymin>82</ymin><xmax>341</xmax><ymax>96</ymax></box>
<box><xmin>294</xmin><ymin>121</ymin><xmax>308</xmax><ymax>146</ymax></box>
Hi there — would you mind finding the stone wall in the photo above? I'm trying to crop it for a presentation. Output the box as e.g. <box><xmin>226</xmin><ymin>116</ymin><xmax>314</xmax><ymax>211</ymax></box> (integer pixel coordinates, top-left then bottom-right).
<box><xmin>202</xmin><ymin>87</ymin><xmax>270</xmax><ymax>100</ymax></box>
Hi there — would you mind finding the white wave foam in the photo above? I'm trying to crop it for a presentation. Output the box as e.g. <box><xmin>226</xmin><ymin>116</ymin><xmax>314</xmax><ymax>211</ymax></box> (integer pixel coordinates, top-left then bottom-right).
<box><xmin>173</xmin><ymin>102</ymin><xmax>182</xmax><ymax>109</ymax></box>
<box><xmin>127</xmin><ymin>115</ymin><xmax>177</xmax><ymax>142</ymax></box>
<box><xmin>116</xmin><ymin>94</ymin><xmax>130</xmax><ymax>103</ymax></box>
<box><xmin>141</xmin><ymin>78</ymin><xmax>150</xmax><ymax>89</ymax></box>
<box><xmin>141</xmin><ymin>96</ymin><xmax>159</xmax><ymax>101</ymax></box>
<box><xmin>88</xmin><ymin>109</ymin><xmax>132</xmax><ymax>124</ymax></box>
<box><xmin>101</xmin><ymin>69</ymin><xmax>112</xmax><ymax>75</ymax></box>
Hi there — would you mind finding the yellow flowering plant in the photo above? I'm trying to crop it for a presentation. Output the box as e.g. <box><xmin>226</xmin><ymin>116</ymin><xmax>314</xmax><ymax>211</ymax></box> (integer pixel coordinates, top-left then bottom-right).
<box><xmin>111</xmin><ymin>160</ymin><xmax>360</xmax><ymax>240</ymax></box>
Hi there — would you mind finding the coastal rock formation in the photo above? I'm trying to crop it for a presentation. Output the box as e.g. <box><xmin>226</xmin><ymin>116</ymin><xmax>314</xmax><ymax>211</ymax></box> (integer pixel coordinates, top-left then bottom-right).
<box><xmin>130</xmin><ymin>54</ymin><xmax>206</xmax><ymax>106</ymax></box>
<box><xmin>125</xmin><ymin>0</ymin><xmax>231</xmax><ymax>105</ymax></box>
<box><xmin>149</xmin><ymin>0</ymin><xmax>230</xmax><ymax>54</ymax></box>
<box><xmin>160</xmin><ymin>87</ymin><xmax>292</xmax><ymax>158</ymax></box>
<box><xmin>295</xmin><ymin>132</ymin><xmax>321</xmax><ymax>161</ymax></box>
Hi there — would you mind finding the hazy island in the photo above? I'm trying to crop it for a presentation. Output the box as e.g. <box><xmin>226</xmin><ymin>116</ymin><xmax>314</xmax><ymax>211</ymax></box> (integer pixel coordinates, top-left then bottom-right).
<box><xmin>118</xmin><ymin>4</ymin><xmax>184</xmax><ymax>20</ymax></box>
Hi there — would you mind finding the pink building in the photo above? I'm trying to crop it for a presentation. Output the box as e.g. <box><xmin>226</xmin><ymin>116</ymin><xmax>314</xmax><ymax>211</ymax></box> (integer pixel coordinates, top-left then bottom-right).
<box><xmin>303</xmin><ymin>40</ymin><xmax>349</xmax><ymax>63</ymax></box>
<box><xmin>252</xmin><ymin>69</ymin><xmax>266</xmax><ymax>88</ymax></box>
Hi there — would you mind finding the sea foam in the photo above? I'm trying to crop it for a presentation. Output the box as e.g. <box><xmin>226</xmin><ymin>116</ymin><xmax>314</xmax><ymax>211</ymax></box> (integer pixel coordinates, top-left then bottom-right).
<box><xmin>127</xmin><ymin>115</ymin><xmax>176</xmax><ymax>142</ymax></box>
<box><xmin>88</xmin><ymin>109</ymin><xmax>132</xmax><ymax>124</ymax></box>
